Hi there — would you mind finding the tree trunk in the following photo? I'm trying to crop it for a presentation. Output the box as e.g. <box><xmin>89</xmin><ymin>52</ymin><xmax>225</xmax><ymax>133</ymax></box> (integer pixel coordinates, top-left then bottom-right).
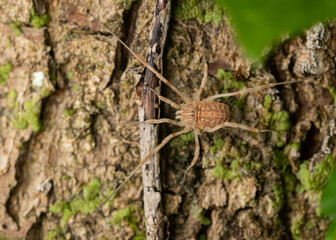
<box><xmin>0</xmin><ymin>0</ymin><xmax>335</xmax><ymax>239</ymax></box>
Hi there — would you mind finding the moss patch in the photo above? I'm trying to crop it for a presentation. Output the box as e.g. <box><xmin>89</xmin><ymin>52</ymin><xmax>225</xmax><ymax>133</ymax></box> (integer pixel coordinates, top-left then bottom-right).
<box><xmin>111</xmin><ymin>206</ymin><xmax>145</xmax><ymax>240</ymax></box>
<box><xmin>9</xmin><ymin>22</ymin><xmax>22</xmax><ymax>36</ymax></box>
<box><xmin>296</xmin><ymin>154</ymin><xmax>336</xmax><ymax>193</ymax></box>
<box><xmin>192</xmin><ymin>206</ymin><xmax>211</xmax><ymax>226</ymax></box>
<box><xmin>11</xmin><ymin>97</ymin><xmax>42</xmax><ymax>132</ymax></box>
<box><xmin>30</xmin><ymin>8</ymin><xmax>51</xmax><ymax>28</ymax></box>
<box><xmin>212</xmin><ymin>158</ymin><xmax>241</xmax><ymax>180</ymax></box>
<box><xmin>170</xmin><ymin>131</ymin><xmax>195</xmax><ymax>162</ymax></box>
<box><xmin>174</xmin><ymin>0</ymin><xmax>225</xmax><ymax>24</ymax></box>
<box><xmin>217</xmin><ymin>68</ymin><xmax>246</xmax><ymax>91</ymax></box>
<box><xmin>0</xmin><ymin>62</ymin><xmax>13</xmax><ymax>86</ymax></box>
<box><xmin>270</xmin><ymin>111</ymin><xmax>292</xmax><ymax>148</ymax></box>
<box><xmin>49</xmin><ymin>179</ymin><xmax>105</xmax><ymax>227</ymax></box>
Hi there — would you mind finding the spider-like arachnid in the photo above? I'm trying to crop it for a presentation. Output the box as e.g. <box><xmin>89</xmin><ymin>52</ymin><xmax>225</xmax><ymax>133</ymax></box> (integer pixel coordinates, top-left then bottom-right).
<box><xmin>86</xmin><ymin>11</ymin><xmax>329</xmax><ymax>219</ymax></box>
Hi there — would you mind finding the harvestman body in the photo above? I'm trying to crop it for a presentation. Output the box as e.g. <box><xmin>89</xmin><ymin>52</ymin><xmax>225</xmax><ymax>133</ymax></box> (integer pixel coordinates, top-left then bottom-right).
<box><xmin>86</xmin><ymin>11</ymin><xmax>329</xmax><ymax>220</ymax></box>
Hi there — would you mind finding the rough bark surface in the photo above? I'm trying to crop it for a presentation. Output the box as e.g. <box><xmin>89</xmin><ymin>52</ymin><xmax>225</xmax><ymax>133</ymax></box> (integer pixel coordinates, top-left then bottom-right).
<box><xmin>0</xmin><ymin>0</ymin><xmax>335</xmax><ymax>239</ymax></box>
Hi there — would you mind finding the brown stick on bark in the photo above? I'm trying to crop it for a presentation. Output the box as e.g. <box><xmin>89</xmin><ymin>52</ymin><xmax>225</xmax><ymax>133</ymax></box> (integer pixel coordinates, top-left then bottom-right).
<box><xmin>138</xmin><ymin>0</ymin><xmax>171</xmax><ymax>239</ymax></box>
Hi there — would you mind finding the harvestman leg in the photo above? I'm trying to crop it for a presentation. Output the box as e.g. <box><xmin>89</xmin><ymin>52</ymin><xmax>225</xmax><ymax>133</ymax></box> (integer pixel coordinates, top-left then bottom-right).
<box><xmin>194</xmin><ymin>63</ymin><xmax>208</xmax><ymax>101</ymax></box>
<box><xmin>179</xmin><ymin>122</ymin><xmax>271</xmax><ymax>191</ymax></box>
<box><xmin>179</xmin><ymin>60</ymin><xmax>207</xmax><ymax>188</ymax></box>
<box><xmin>87</xmin><ymin>11</ymin><xmax>192</xmax><ymax>104</ymax></box>
<box><xmin>204</xmin><ymin>122</ymin><xmax>273</xmax><ymax>133</ymax></box>
<box><xmin>140</xmin><ymin>84</ymin><xmax>181</xmax><ymax>109</ymax></box>
<box><xmin>195</xmin><ymin>34</ymin><xmax>208</xmax><ymax>101</ymax></box>
<box><xmin>85</xmin><ymin>127</ymin><xmax>193</xmax><ymax>221</ymax></box>
<box><xmin>205</xmin><ymin>70</ymin><xmax>330</xmax><ymax>102</ymax></box>
<box><xmin>179</xmin><ymin>128</ymin><xmax>201</xmax><ymax>190</ymax></box>
<box><xmin>136</xmin><ymin>118</ymin><xmax>183</xmax><ymax>126</ymax></box>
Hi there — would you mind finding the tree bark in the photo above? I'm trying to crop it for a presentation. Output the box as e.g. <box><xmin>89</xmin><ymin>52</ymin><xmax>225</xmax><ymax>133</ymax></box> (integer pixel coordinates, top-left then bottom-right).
<box><xmin>0</xmin><ymin>1</ymin><xmax>335</xmax><ymax>239</ymax></box>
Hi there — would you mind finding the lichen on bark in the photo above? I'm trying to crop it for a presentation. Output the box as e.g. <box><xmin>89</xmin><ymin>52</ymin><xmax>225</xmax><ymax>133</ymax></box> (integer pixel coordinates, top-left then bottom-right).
<box><xmin>0</xmin><ymin>0</ymin><xmax>335</xmax><ymax>239</ymax></box>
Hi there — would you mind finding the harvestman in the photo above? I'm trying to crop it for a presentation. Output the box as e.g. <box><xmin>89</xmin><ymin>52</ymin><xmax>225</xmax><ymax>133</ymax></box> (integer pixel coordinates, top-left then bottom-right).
<box><xmin>86</xmin><ymin>11</ymin><xmax>329</xmax><ymax>220</ymax></box>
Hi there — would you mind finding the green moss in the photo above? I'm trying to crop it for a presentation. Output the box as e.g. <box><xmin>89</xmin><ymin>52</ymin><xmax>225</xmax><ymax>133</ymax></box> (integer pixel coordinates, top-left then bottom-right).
<box><xmin>272</xmin><ymin>184</ymin><xmax>284</xmax><ymax>211</ymax></box>
<box><xmin>41</xmin><ymin>87</ymin><xmax>53</xmax><ymax>97</ymax></box>
<box><xmin>61</xmin><ymin>175</ymin><xmax>71</xmax><ymax>180</ymax></box>
<box><xmin>11</xmin><ymin>98</ymin><xmax>42</xmax><ymax>132</ymax></box>
<box><xmin>9</xmin><ymin>22</ymin><xmax>22</xmax><ymax>36</ymax></box>
<box><xmin>212</xmin><ymin>158</ymin><xmax>241</xmax><ymax>180</ymax></box>
<box><xmin>329</xmin><ymin>86</ymin><xmax>336</xmax><ymax>104</ymax></box>
<box><xmin>287</xmin><ymin>142</ymin><xmax>301</xmax><ymax>151</ymax></box>
<box><xmin>60</xmin><ymin>205</ymin><xmax>73</xmax><ymax>227</ymax></box>
<box><xmin>274</xmin><ymin>149</ymin><xmax>290</xmax><ymax>173</ymax></box>
<box><xmin>111</xmin><ymin>206</ymin><xmax>145</xmax><ymax>240</ymax></box>
<box><xmin>112</xmin><ymin>207</ymin><xmax>134</xmax><ymax>225</ymax></box>
<box><xmin>51</xmin><ymin>71</ymin><xmax>57</xmax><ymax>81</ymax></box>
<box><xmin>232</xmin><ymin>95</ymin><xmax>246</xmax><ymax>110</ymax></box>
<box><xmin>180</xmin><ymin>131</ymin><xmax>195</xmax><ymax>143</ymax></box>
<box><xmin>296</xmin><ymin>161</ymin><xmax>313</xmax><ymax>192</ymax></box>
<box><xmin>46</xmin><ymin>226</ymin><xmax>63</xmax><ymax>240</ymax></box>
<box><xmin>270</xmin><ymin>111</ymin><xmax>291</xmax><ymax>131</ymax></box>
<box><xmin>174</xmin><ymin>0</ymin><xmax>225</xmax><ymax>24</ymax></box>
<box><xmin>50</xmin><ymin>200</ymin><xmax>66</xmax><ymax>214</ymax></box>
<box><xmin>119</xmin><ymin>0</ymin><xmax>138</xmax><ymax>10</ymax></box>
<box><xmin>12</xmin><ymin>114</ymin><xmax>29</xmax><ymax>130</ymax></box>
<box><xmin>64</xmin><ymin>109</ymin><xmax>75</xmax><ymax>117</ymax></box>
<box><xmin>0</xmin><ymin>62</ymin><xmax>13</xmax><ymax>86</ymax></box>
<box><xmin>67</xmin><ymin>71</ymin><xmax>74</xmax><ymax>80</ymax></box>
<box><xmin>290</xmin><ymin>215</ymin><xmax>304</xmax><ymax>240</ymax></box>
<box><xmin>193</xmin><ymin>207</ymin><xmax>211</xmax><ymax>225</ymax></box>
<box><xmin>96</xmin><ymin>101</ymin><xmax>105</xmax><ymax>110</ymax></box>
<box><xmin>24</xmin><ymin>99</ymin><xmax>43</xmax><ymax>132</ymax></box>
<box><xmin>306</xmin><ymin>220</ymin><xmax>313</xmax><ymax>230</ymax></box>
<box><xmin>217</xmin><ymin>68</ymin><xmax>232</xmax><ymax>80</ymax></box>
<box><xmin>170</xmin><ymin>132</ymin><xmax>195</xmax><ymax>162</ymax></box>
<box><xmin>284</xmin><ymin>173</ymin><xmax>297</xmax><ymax>193</ymax></box>
<box><xmin>274</xmin><ymin>217</ymin><xmax>281</xmax><ymax>225</ymax></box>
<box><xmin>270</xmin><ymin>111</ymin><xmax>291</xmax><ymax>148</ymax></box>
<box><xmin>296</xmin><ymin>154</ymin><xmax>336</xmax><ymax>192</ymax></box>
<box><xmin>244</xmin><ymin>161</ymin><xmax>262</xmax><ymax>171</ymax></box>
<box><xmin>83</xmin><ymin>178</ymin><xmax>101</xmax><ymax>200</ymax></box>
<box><xmin>217</xmin><ymin>69</ymin><xmax>246</xmax><ymax>91</ymax></box>
<box><xmin>263</xmin><ymin>94</ymin><xmax>272</xmax><ymax>111</ymax></box>
<box><xmin>210</xmin><ymin>137</ymin><xmax>225</xmax><ymax>154</ymax></box>
<box><xmin>6</xmin><ymin>37</ymin><xmax>12</xmax><ymax>48</ymax></box>
<box><xmin>311</xmin><ymin>154</ymin><xmax>336</xmax><ymax>190</ymax></box>
<box><xmin>49</xmin><ymin>179</ymin><xmax>104</xmax><ymax>228</ymax></box>
<box><xmin>30</xmin><ymin>8</ymin><xmax>51</xmax><ymax>28</ymax></box>
<box><xmin>73</xmin><ymin>84</ymin><xmax>81</xmax><ymax>90</ymax></box>
<box><xmin>7</xmin><ymin>89</ymin><xmax>18</xmax><ymax>108</ymax></box>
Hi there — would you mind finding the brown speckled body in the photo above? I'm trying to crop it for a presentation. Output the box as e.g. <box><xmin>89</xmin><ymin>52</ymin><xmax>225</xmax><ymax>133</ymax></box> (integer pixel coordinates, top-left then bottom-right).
<box><xmin>177</xmin><ymin>101</ymin><xmax>233</xmax><ymax>130</ymax></box>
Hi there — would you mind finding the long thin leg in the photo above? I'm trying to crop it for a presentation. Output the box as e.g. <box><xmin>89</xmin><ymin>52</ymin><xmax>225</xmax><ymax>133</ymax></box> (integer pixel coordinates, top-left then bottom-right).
<box><xmin>139</xmin><ymin>84</ymin><xmax>181</xmax><ymax>109</ymax></box>
<box><xmin>179</xmin><ymin>128</ymin><xmax>200</xmax><ymax>191</ymax></box>
<box><xmin>194</xmin><ymin>62</ymin><xmax>208</xmax><ymax>101</ymax></box>
<box><xmin>87</xmin><ymin>11</ymin><xmax>191</xmax><ymax>103</ymax></box>
<box><xmin>83</xmin><ymin>127</ymin><xmax>192</xmax><ymax>224</ymax></box>
<box><xmin>204</xmin><ymin>70</ymin><xmax>330</xmax><ymax>102</ymax></box>
<box><xmin>204</xmin><ymin>122</ymin><xmax>274</xmax><ymax>133</ymax></box>
<box><xmin>195</xmin><ymin>35</ymin><xmax>208</xmax><ymax>101</ymax></box>
<box><xmin>125</xmin><ymin>118</ymin><xmax>182</xmax><ymax>126</ymax></box>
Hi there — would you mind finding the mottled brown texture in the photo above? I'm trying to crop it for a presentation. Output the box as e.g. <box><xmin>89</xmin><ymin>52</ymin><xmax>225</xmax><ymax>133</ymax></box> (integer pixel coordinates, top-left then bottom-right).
<box><xmin>0</xmin><ymin>0</ymin><xmax>335</xmax><ymax>239</ymax></box>
<box><xmin>179</xmin><ymin>101</ymin><xmax>232</xmax><ymax>129</ymax></box>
